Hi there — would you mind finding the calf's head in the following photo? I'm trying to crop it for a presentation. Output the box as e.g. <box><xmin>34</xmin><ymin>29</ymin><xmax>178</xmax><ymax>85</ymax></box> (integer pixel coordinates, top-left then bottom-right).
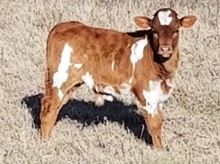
<box><xmin>134</xmin><ymin>8</ymin><xmax>196</xmax><ymax>59</ymax></box>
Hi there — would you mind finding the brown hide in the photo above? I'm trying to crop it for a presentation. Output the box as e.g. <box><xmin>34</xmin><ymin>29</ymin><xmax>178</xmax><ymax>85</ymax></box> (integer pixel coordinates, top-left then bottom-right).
<box><xmin>45</xmin><ymin>21</ymin><xmax>175</xmax><ymax>105</ymax></box>
<box><xmin>40</xmin><ymin>8</ymin><xmax>196</xmax><ymax>148</ymax></box>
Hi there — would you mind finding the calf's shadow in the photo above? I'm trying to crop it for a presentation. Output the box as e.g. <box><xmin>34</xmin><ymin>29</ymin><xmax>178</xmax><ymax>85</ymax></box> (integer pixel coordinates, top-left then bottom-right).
<box><xmin>22</xmin><ymin>93</ymin><xmax>152</xmax><ymax>145</ymax></box>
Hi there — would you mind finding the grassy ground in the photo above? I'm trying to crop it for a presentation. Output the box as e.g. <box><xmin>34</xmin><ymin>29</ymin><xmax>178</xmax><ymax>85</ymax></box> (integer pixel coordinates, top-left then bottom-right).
<box><xmin>0</xmin><ymin>0</ymin><xmax>220</xmax><ymax>163</ymax></box>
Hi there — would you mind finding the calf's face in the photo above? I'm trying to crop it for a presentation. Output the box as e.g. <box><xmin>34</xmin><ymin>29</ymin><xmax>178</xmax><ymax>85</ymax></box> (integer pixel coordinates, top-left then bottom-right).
<box><xmin>134</xmin><ymin>8</ymin><xmax>196</xmax><ymax>58</ymax></box>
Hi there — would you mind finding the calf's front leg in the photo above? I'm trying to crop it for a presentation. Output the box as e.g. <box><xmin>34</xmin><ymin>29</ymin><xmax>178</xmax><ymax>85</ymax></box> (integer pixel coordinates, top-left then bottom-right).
<box><xmin>142</xmin><ymin>108</ymin><xmax>163</xmax><ymax>148</ymax></box>
<box><xmin>40</xmin><ymin>67</ymin><xmax>83</xmax><ymax>139</ymax></box>
<box><xmin>134</xmin><ymin>86</ymin><xmax>163</xmax><ymax>148</ymax></box>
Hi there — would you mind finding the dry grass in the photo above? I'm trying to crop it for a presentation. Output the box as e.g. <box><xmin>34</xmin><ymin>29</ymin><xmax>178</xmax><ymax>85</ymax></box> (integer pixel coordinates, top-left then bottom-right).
<box><xmin>0</xmin><ymin>0</ymin><xmax>220</xmax><ymax>163</ymax></box>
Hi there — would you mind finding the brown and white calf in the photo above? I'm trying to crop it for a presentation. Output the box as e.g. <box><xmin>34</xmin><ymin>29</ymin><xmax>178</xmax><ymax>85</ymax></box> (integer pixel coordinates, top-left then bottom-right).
<box><xmin>40</xmin><ymin>8</ymin><xmax>196</xmax><ymax>148</ymax></box>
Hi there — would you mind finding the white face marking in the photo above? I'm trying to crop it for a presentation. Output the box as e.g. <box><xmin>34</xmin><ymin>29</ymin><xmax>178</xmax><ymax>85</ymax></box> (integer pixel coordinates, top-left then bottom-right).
<box><xmin>103</xmin><ymin>86</ymin><xmax>116</xmax><ymax>95</ymax></box>
<box><xmin>52</xmin><ymin>43</ymin><xmax>73</xmax><ymax>100</ymax></box>
<box><xmin>81</xmin><ymin>72</ymin><xmax>94</xmax><ymax>89</ymax></box>
<box><xmin>111</xmin><ymin>60</ymin><xmax>115</xmax><ymax>71</ymax></box>
<box><xmin>130</xmin><ymin>38</ymin><xmax>148</xmax><ymax>82</ymax></box>
<box><xmin>158</xmin><ymin>10</ymin><xmax>172</xmax><ymax>25</ymax></box>
<box><xmin>73</xmin><ymin>63</ymin><xmax>82</xmax><ymax>69</ymax></box>
<box><xmin>143</xmin><ymin>80</ymin><xmax>174</xmax><ymax>114</ymax></box>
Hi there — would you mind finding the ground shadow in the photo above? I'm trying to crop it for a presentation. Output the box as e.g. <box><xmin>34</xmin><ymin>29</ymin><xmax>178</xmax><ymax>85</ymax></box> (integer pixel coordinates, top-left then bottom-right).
<box><xmin>22</xmin><ymin>93</ymin><xmax>152</xmax><ymax>145</ymax></box>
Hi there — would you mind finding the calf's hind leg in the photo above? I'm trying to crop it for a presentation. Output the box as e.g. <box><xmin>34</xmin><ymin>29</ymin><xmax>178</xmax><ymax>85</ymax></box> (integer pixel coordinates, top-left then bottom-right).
<box><xmin>40</xmin><ymin>70</ymin><xmax>83</xmax><ymax>139</ymax></box>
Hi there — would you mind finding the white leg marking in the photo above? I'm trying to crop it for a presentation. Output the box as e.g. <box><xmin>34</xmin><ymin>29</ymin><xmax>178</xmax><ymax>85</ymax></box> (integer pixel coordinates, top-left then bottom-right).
<box><xmin>73</xmin><ymin>63</ymin><xmax>82</xmax><ymax>69</ymax></box>
<box><xmin>52</xmin><ymin>43</ymin><xmax>73</xmax><ymax>100</ymax></box>
<box><xmin>81</xmin><ymin>72</ymin><xmax>94</xmax><ymax>89</ymax></box>
<box><xmin>143</xmin><ymin>81</ymin><xmax>160</xmax><ymax>114</ymax></box>
<box><xmin>130</xmin><ymin>38</ymin><xmax>148</xmax><ymax>83</ymax></box>
<box><xmin>143</xmin><ymin>80</ymin><xmax>174</xmax><ymax>114</ymax></box>
<box><xmin>158</xmin><ymin>10</ymin><xmax>172</xmax><ymax>25</ymax></box>
<box><xmin>111</xmin><ymin>60</ymin><xmax>115</xmax><ymax>71</ymax></box>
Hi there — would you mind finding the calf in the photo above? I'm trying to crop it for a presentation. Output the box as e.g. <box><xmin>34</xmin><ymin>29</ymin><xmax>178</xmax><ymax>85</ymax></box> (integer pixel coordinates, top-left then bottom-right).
<box><xmin>40</xmin><ymin>8</ymin><xmax>196</xmax><ymax>148</ymax></box>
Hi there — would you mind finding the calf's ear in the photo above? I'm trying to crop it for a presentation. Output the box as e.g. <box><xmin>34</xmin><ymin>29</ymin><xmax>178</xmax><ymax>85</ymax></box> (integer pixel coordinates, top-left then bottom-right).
<box><xmin>134</xmin><ymin>16</ymin><xmax>151</xmax><ymax>29</ymax></box>
<box><xmin>180</xmin><ymin>15</ymin><xmax>197</xmax><ymax>28</ymax></box>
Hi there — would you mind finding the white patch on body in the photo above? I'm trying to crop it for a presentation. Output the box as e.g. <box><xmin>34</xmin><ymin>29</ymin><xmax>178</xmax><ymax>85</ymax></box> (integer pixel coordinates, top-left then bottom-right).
<box><xmin>95</xmin><ymin>96</ymin><xmax>105</xmax><ymax>106</ymax></box>
<box><xmin>58</xmin><ymin>90</ymin><xmax>64</xmax><ymax>100</ymax></box>
<box><xmin>97</xmin><ymin>84</ymin><xmax>131</xmax><ymax>105</ymax></box>
<box><xmin>143</xmin><ymin>80</ymin><xmax>174</xmax><ymax>114</ymax></box>
<box><xmin>82</xmin><ymin>72</ymin><xmax>94</xmax><ymax>89</ymax></box>
<box><xmin>95</xmin><ymin>94</ymin><xmax>114</xmax><ymax>107</ymax></box>
<box><xmin>166</xmin><ymin>78</ymin><xmax>175</xmax><ymax>88</ymax></box>
<box><xmin>119</xmin><ymin>83</ymin><xmax>131</xmax><ymax>95</ymax></box>
<box><xmin>94</xmin><ymin>86</ymin><xmax>99</xmax><ymax>93</ymax></box>
<box><xmin>130</xmin><ymin>38</ymin><xmax>148</xmax><ymax>83</ymax></box>
<box><xmin>158</xmin><ymin>10</ymin><xmax>172</xmax><ymax>25</ymax></box>
<box><xmin>103</xmin><ymin>95</ymin><xmax>113</xmax><ymax>102</ymax></box>
<box><xmin>73</xmin><ymin>63</ymin><xmax>82</xmax><ymax>69</ymax></box>
<box><xmin>103</xmin><ymin>86</ymin><xmax>116</xmax><ymax>95</ymax></box>
<box><xmin>52</xmin><ymin>43</ymin><xmax>73</xmax><ymax>100</ymax></box>
<box><xmin>111</xmin><ymin>60</ymin><xmax>115</xmax><ymax>71</ymax></box>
